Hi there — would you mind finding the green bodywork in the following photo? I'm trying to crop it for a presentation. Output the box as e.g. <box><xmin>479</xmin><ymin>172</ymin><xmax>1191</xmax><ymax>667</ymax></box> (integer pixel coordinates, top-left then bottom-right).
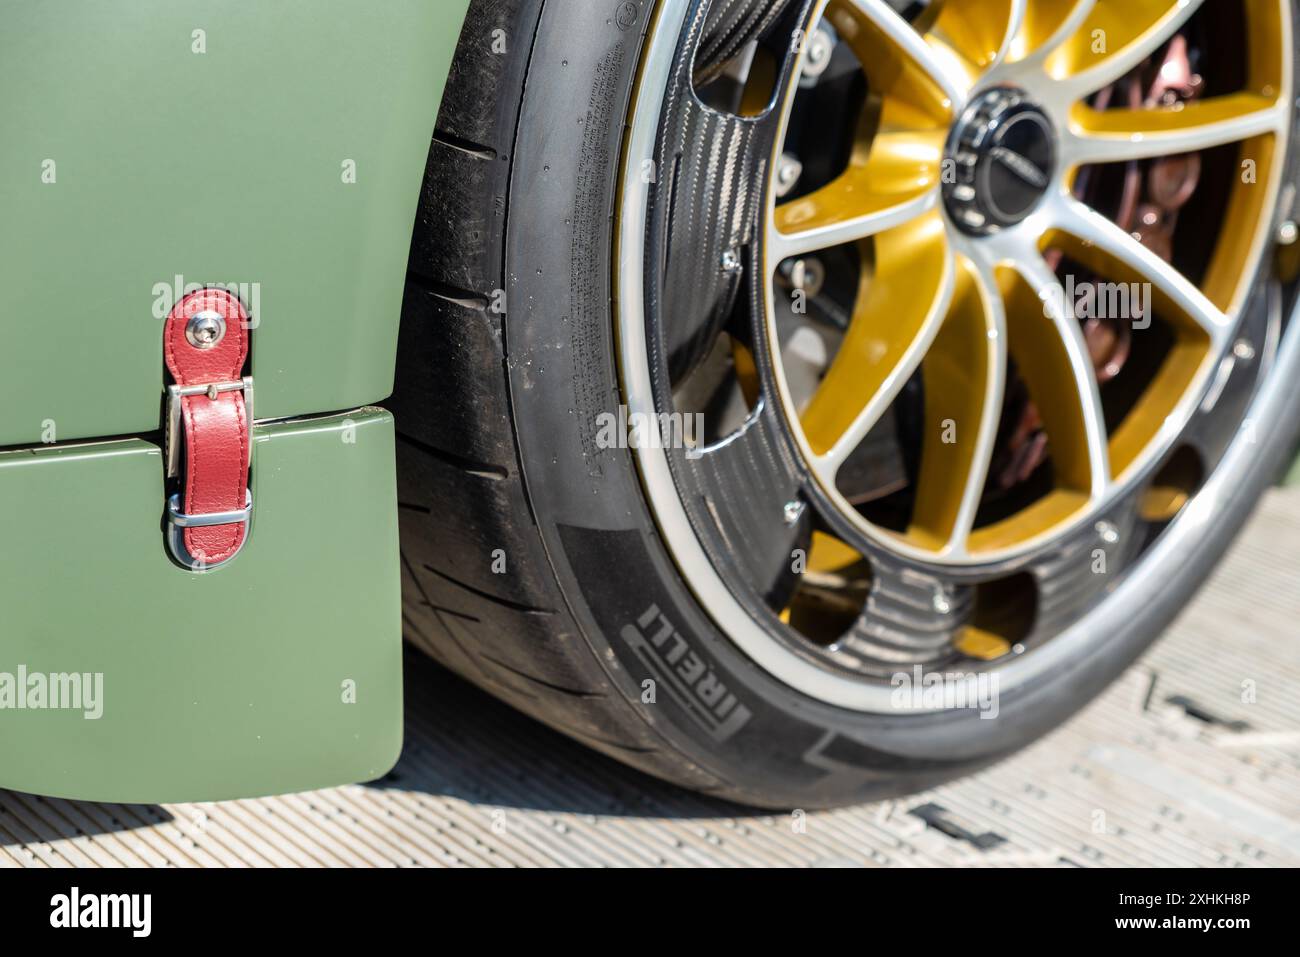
<box><xmin>0</xmin><ymin>0</ymin><xmax>467</xmax><ymax>444</ymax></box>
<box><xmin>0</xmin><ymin>0</ymin><xmax>471</xmax><ymax>801</ymax></box>
<box><xmin>0</xmin><ymin>412</ymin><xmax>402</xmax><ymax>803</ymax></box>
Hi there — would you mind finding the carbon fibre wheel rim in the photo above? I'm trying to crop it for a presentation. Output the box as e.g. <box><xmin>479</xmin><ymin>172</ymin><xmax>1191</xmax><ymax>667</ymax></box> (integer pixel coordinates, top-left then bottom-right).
<box><xmin>616</xmin><ymin>0</ymin><xmax>1297</xmax><ymax>708</ymax></box>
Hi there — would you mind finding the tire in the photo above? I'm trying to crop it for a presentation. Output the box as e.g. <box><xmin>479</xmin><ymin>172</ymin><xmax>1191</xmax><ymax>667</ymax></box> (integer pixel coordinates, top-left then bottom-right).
<box><xmin>392</xmin><ymin>0</ymin><xmax>1300</xmax><ymax>808</ymax></box>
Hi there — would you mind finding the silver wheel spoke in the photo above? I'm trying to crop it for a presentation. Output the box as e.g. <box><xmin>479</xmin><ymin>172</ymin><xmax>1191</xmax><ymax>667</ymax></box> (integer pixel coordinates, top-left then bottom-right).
<box><xmin>770</xmin><ymin>189</ymin><xmax>938</xmax><ymax>262</ymax></box>
<box><xmin>999</xmin><ymin>0</ymin><xmax>1098</xmax><ymax>79</ymax></box>
<box><xmin>842</xmin><ymin>0</ymin><xmax>969</xmax><ymax>111</ymax></box>
<box><xmin>991</xmin><ymin>0</ymin><xmax>1028</xmax><ymax>70</ymax></box>
<box><xmin>1048</xmin><ymin>195</ymin><xmax>1234</xmax><ymax>345</ymax></box>
<box><xmin>1059</xmin><ymin>0</ymin><xmax>1208</xmax><ymax>101</ymax></box>
<box><xmin>1013</xmin><ymin>244</ymin><xmax>1112</xmax><ymax>496</ymax></box>
<box><xmin>813</xmin><ymin>246</ymin><xmax>956</xmax><ymax>482</ymax></box>
<box><xmin>947</xmin><ymin>263</ymin><xmax>1008</xmax><ymax>553</ymax></box>
<box><xmin>1066</xmin><ymin>95</ymin><xmax>1286</xmax><ymax>165</ymax></box>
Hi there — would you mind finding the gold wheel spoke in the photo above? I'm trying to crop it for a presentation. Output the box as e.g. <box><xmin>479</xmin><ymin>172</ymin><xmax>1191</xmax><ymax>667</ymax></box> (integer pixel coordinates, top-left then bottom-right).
<box><xmin>772</xmin><ymin>129</ymin><xmax>943</xmax><ymax>259</ymax></box>
<box><xmin>773</xmin><ymin>2</ymin><xmax>958</xmax><ymax>260</ymax></box>
<box><xmin>1006</xmin><ymin>248</ymin><xmax>1111</xmax><ymax>496</ymax></box>
<box><xmin>830</xmin><ymin>0</ymin><xmax>967</xmax><ymax>114</ymax></box>
<box><xmin>1002</xmin><ymin>0</ymin><xmax>1094</xmax><ymax>68</ymax></box>
<box><xmin>1049</xmin><ymin>0</ymin><xmax>1208</xmax><ymax>96</ymax></box>
<box><xmin>924</xmin><ymin>0</ymin><xmax>1024</xmax><ymax>82</ymax></box>
<box><xmin>1044</xmin><ymin>199</ymin><xmax>1219</xmax><ymax>478</ymax></box>
<box><xmin>1048</xmin><ymin>196</ymin><xmax>1230</xmax><ymax>343</ymax></box>
<box><xmin>908</xmin><ymin>257</ymin><xmax>1006</xmax><ymax>553</ymax></box>
<box><xmin>773</xmin><ymin>183</ymin><xmax>937</xmax><ymax>261</ymax></box>
<box><xmin>801</xmin><ymin>210</ymin><xmax>954</xmax><ymax>476</ymax></box>
<box><xmin>1068</xmin><ymin>93</ymin><xmax>1286</xmax><ymax>165</ymax></box>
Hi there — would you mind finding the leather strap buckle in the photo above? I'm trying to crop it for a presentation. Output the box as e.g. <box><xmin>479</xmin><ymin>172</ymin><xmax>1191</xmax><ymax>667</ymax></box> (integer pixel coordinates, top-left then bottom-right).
<box><xmin>166</xmin><ymin>489</ymin><xmax>254</xmax><ymax>570</ymax></box>
<box><xmin>165</xmin><ymin>378</ymin><xmax>253</xmax><ymax>478</ymax></box>
<box><xmin>162</xmin><ymin>288</ymin><xmax>254</xmax><ymax>571</ymax></box>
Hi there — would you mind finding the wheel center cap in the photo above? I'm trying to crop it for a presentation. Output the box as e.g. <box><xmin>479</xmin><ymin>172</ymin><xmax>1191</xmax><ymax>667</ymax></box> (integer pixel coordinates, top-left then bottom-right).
<box><xmin>943</xmin><ymin>87</ymin><xmax>1057</xmax><ymax>235</ymax></box>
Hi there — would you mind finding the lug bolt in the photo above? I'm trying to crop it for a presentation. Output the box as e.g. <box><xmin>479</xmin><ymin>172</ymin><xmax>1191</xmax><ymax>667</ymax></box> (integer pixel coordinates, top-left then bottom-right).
<box><xmin>802</xmin><ymin>28</ymin><xmax>834</xmax><ymax>80</ymax></box>
<box><xmin>776</xmin><ymin>152</ymin><xmax>804</xmax><ymax>198</ymax></box>
<box><xmin>778</xmin><ymin>256</ymin><xmax>825</xmax><ymax>298</ymax></box>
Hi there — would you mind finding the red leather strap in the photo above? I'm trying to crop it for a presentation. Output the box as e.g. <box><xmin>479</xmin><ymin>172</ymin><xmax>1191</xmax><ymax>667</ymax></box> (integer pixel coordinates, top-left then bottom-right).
<box><xmin>164</xmin><ymin>289</ymin><xmax>250</xmax><ymax>565</ymax></box>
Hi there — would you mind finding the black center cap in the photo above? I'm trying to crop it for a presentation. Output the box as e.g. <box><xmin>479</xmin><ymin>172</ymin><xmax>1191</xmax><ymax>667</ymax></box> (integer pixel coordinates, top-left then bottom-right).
<box><xmin>943</xmin><ymin>88</ymin><xmax>1056</xmax><ymax>235</ymax></box>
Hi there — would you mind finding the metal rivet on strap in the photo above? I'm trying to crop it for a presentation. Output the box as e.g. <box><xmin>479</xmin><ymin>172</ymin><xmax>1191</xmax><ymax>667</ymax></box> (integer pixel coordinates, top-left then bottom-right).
<box><xmin>185</xmin><ymin>310</ymin><xmax>227</xmax><ymax>349</ymax></box>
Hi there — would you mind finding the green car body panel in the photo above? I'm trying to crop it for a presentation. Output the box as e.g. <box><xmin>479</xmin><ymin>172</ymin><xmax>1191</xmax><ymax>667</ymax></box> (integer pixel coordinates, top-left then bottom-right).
<box><xmin>0</xmin><ymin>412</ymin><xmax>401</xmax><ymax>803</ymax></box>
<box><xmin>0</xmin><ymin>0</ymin><xmax>472</xmax><ymax>801</ymax></box>
<box><xmin>0</xmin><ymin>0</ymin><xmax>468</xmax><ymax>445</ymax></box>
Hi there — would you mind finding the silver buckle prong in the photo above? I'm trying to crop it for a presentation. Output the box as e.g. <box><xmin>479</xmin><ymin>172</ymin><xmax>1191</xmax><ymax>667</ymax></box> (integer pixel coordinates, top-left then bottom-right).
<box><xmin>164</xmin><ymin>376</ymin><xmax>254</xmax><ymax>478</ymax></box>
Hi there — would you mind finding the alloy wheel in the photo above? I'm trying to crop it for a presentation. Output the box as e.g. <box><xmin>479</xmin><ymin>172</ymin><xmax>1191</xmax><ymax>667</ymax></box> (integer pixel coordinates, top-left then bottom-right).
<box><xmin>619</xmin><ymin>0</ymin><xmax>1295</xmax><ymax>706</ymax></box>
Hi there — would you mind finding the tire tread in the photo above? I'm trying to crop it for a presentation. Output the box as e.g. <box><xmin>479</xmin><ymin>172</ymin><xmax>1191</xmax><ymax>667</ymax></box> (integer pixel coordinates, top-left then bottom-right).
<box><xmin>394</xmin><ymin>0</ymin><xmax>724</xmax><ymax>793</ymax></box>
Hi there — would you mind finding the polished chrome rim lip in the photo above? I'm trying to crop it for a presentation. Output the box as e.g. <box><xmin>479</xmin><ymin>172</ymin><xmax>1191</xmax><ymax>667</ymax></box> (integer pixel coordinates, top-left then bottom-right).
<box><xmin>617</xmin><ymin>0</ymin><xmax>1297</xmax><ymax>712</ymax></box>
<box><xmin>762</xmin><ymin>0</ymin><xmax>1294</xmax><ymax>569</ymax></box>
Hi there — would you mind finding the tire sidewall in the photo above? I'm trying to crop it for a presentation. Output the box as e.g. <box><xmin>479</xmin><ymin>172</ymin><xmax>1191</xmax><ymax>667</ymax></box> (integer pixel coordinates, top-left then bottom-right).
<box><xmin>499</xmin><ymin>0</ymin><xmax>1300</xmax><ymax>806</ymax></box>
